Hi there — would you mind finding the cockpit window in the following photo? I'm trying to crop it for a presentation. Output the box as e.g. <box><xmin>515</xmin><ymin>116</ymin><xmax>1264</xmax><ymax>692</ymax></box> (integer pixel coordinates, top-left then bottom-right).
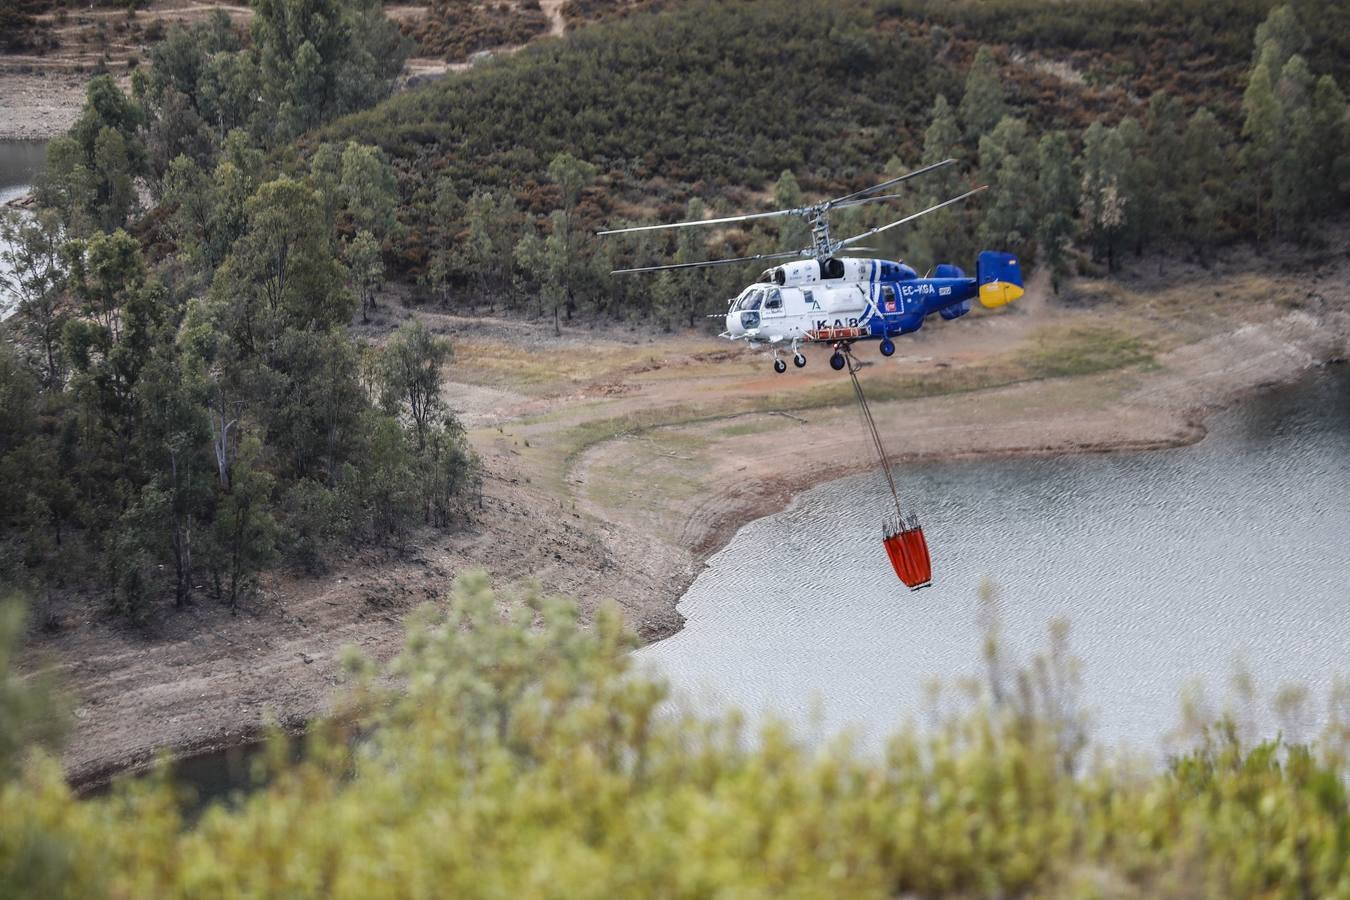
<box><xmin>764</xmin><ymin>289</ymin><xmax>782</xmax><ymax>310</ymax></box>
<box><xmin>745</xmin><ymin>290</ymin><xmax>763</xmax><ymax>311</ymax></box>
<box><xmin>880</xmin><ymin>284</ymin><xmax>899</xmax><ymax>313</ymax></box>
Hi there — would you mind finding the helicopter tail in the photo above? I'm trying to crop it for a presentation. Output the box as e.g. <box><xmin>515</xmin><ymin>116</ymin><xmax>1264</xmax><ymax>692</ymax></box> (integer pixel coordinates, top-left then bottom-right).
<box><xmin>976</xmin><ymin>251</ymin><xmax>1024</xmax><ymax>308</ymax></box>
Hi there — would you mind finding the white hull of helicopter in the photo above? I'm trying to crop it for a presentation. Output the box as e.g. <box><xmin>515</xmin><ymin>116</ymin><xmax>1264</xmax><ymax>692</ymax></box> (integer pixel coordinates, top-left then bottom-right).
<box><xmin>721</xmin><ymin>256</ymin><xmax>895</xmax><ymax>370</ymax></box>
<box><xmin>719</xmin><ymin>252</ymin><xmax>1023</xmax><ymax>372</ymax></box>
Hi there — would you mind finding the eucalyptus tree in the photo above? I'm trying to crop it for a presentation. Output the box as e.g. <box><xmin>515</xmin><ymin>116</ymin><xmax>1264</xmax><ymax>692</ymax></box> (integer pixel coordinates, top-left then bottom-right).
<box><xmin>0</xmin><ymin>209</ymin><xmax>67</xmax><ymax>387</ymax></box>
<box><xmin>42</xmin><ymin>77</ymin><xmax>147</xmax><ymax>234</ymax></box>
<box><xmin>379</xmin><ymin>319</ymin><xmax>451</xmax><ymax>451</ymax></box>
<box><xmin>1078</xmin><ymin>122</ymin><xmax>1129</xmax><ymax>271</ymax></box>
<box><xmin>977</xmin><ymin>116</ymin><xmax>1037</xmax><ymax>260</ymax></box>
<box><xmin>959</xmin><ymin>46</ymin><xmax>1007</xmax><ymax>141</ymax></box>
<box><xmin>912</xmin><ymin>94</ymin><xmax>967</xmax><ymax>269</ymax></box>
<box><xmin>1180</xmin><ymin>107</ymin><xmax>1232</xmax><ymax>253</ymax></box>
<box><xmin>1035</xmin><ymin>132</ymin><xmax>1077</xmax><ymax>294</ymax></box>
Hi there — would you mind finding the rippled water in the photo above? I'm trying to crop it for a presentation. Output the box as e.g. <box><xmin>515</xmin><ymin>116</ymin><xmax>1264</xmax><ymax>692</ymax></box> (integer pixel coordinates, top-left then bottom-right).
<box><xmin>639</xmin><ymin>367</ymin><xmax>1350</xmax><ymax>754</ymax></box>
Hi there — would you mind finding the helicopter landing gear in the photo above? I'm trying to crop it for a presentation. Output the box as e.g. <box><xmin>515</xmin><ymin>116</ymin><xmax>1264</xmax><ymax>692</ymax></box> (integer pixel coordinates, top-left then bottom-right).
<box><xmin>793</xmin><ymin>352</ymin><xmax>806</xmax><ymax>368</ymax></box>
<box><xmin>829</xmin><ymin>350</ymin><xmax>847</xmax><ymax>371</ymax></box>
<box><xmin>773</xmin><ymin>358</ymin><xmax>788</xmax><ymax>374</ymax></box>
<box><xmin>880</xmin><ymin>338</ymin><xmax>896</xmax><ymax>357</ymax></box>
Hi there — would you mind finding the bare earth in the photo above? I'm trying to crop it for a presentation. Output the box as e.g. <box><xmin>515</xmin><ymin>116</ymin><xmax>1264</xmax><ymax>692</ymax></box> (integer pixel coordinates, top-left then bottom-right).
<box><xmin>0</xmin><ymin>72</ymin><xmax>91</xmax><ymax>141</ymax></box>
<box><xmin>16</xmin><ymin>245</ymin><xmax>1347</xmax><ymax>788</ymax></box>
<box><xmin>0</xmin><ymin>0</ymin><xmax>254</xmax><ymax>140</ymax></box>
<box><xmin>0</xmin><ymin>0</ymin><xmax>568</xmax><ymax>139</ymax></box>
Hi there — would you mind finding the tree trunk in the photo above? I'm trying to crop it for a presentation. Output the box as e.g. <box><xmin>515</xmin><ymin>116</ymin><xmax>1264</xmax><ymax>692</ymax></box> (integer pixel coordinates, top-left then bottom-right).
<box><xmin>170</xmin><ymin>451</ymin><xmax>192</xmax><ymax>607</ymax></box>
<box><xmin>209</xmin><ymin>406</ymin><xmax>235</xmax><ymax>491</ymax></box>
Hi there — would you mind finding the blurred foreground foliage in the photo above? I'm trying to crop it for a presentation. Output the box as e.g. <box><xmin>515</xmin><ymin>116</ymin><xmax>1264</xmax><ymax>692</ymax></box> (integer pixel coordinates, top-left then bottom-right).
<box><xmin>4</xmin><ymin>575</ymin><xmax>1350</xmax><ymax>898</ymax></box>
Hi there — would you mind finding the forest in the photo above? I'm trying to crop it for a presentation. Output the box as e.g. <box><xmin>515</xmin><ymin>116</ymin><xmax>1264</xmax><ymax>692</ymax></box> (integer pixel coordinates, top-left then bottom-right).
<box><xmin>4</xmin><ymin>574</ymin><xmax>1350</xmax><ymax>896</ymax></box>
<box><xmin>1</xmin><ymin>0</ymin><xmax>1347</xmax><ymax>616</ymax></box>
<box><xmin>316</xmin><ymin>0</ymin><xmax>1348</xmax><ymax>327</ymax></box>
<box><xmin>0</xmin><ymin>0</ymin><xmax>476</xmax><ymax>623</ymax></box>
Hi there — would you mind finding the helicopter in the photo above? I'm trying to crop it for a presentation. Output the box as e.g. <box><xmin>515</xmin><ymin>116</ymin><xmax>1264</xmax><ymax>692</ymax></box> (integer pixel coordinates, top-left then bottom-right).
<box><xmin>598</xmin><ymin>159</ymin><xmax>1025</xmax><ymax>373</ymax></box>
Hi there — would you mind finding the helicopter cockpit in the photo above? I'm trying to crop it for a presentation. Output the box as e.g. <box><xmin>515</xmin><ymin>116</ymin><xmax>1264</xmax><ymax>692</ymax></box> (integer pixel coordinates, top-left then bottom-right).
<box><xmin>730</xmin><ymin>286</ymin><xmax>769</xmax><ymax>331</ymax></box>
<box><xmin>732</xmin><ymin>287</ymin><xmax>764</xmax><ymax>312</ymax></box>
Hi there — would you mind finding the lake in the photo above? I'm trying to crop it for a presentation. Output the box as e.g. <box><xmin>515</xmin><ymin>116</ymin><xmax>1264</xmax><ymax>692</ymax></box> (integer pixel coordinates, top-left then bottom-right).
<box><xmin>137</xmin><ymin>367</ymin><xmax>1350</xmax><ymax>801</ymax></box>
<box><xmin>639</xmin><ymin>366</ymin><xmax>1350</xmax><ymax>756</ymax></box>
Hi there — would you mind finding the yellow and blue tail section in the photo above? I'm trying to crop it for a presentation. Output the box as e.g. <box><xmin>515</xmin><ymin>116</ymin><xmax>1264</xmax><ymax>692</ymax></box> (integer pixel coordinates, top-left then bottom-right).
<box><xmin>976</xmin><ymin>251</ymin><xmax>1024</xmax><ymax>309</ymax></box>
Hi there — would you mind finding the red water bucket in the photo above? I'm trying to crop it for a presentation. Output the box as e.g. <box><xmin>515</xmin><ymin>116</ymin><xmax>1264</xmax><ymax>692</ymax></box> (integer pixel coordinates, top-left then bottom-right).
<box><xmin>883</xmin><ymin>521</ymin><xmax>932</xmax><ymax>590</ymax></box>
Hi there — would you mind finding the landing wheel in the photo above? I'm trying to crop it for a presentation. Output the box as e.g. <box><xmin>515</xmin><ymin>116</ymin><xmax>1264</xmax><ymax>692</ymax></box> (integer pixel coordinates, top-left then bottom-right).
<box><xmin>829</xmin><ymin>351</ymin><xmax>846</xmax><ymax>371</ymax></box>
<box><xmin>773</xmin><ymin>358</ymin><xmax>787</xmax><ymax>374</ymax></box>
<box><xmin>793</xmin><ymin>353</ymin><xmax>806</xmax><ymax>369</ymax></box>
<box><xmin>880</xmin><ymin>338</ymin><xmax>896</xmax><ymax>357</ymax></box>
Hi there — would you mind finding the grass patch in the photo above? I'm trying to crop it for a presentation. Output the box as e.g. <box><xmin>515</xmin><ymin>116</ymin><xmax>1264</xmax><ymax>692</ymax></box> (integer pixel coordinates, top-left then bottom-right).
<box><xmin>447</xmin><ymin>338</ymin><xmax>667</xmax><ymax>393</ymax></box>
<box><xmin>716</xmin><ymin>416</ymin><xmax>793</xmax><ymax>438</ymax></box>
<box><xmin>1018</xmin><ymin>325</ymin><xmax>1154</xmax><ymax>379</ymax></box>
<box><xmin>548</xmin><ymin>327</ymin><xmax>1157</xmax><ymax>489</ymax></box>
<box><xmin>555</xmin><ymin>360</ymin><xmax>1032</xmax><ymax>474</ymax></box>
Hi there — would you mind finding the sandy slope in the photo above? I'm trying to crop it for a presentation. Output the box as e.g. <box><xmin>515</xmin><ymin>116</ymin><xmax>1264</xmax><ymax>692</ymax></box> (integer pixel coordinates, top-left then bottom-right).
<box><xmin>18</xmin><ymin>250</ymin><xmax>1350</xmax><ymax>788</ymax></box>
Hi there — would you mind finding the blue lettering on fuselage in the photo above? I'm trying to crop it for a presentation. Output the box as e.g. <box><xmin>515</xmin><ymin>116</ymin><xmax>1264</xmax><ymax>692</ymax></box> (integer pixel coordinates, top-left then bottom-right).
<box><xmin>868</xmin><ymin>275</ymin><xmax>980</xmax><ymax>336</ymax></box>
<box><xmin>797</xmin><ymin>274</ymin><xmax>980</xmax><ymax>343</ymax></box>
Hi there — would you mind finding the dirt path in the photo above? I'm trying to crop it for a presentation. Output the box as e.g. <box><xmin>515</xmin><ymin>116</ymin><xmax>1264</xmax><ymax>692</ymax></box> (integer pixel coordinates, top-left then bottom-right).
<box><xmin>541</xmin><ymin>0</ymin><xmax>566</xmax><ymax>37</ymax></box>
<box><xmin>28</xmin><ymin>247</ymin><xmax>1349</xmax><ymax>788</ymax></box>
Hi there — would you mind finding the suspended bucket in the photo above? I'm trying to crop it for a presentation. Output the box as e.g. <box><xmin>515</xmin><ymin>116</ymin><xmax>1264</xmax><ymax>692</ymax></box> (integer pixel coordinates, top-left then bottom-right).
<box><xmin>883</xmin><ymin>515</ymin><xmax>931</xmax><ymax>590</ymax></box>
<box><xmin>845</xmin><ymin>347</ymin><xmax>935</xmax><ymax>590</ymax></box>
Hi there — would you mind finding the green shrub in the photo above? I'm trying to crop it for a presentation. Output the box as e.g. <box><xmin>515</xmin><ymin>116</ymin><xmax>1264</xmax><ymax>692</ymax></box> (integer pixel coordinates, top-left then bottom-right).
<box><xmin>3</xmin><ymin>576</ymin><xmax>1349</xmax><ymax>897</ymax></box>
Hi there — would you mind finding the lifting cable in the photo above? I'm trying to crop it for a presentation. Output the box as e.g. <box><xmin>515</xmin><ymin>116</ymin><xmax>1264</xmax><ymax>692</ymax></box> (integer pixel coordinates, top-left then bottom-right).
<box><xmin>843</xmin><ymin>346</ymin><xmax>904</xmax><ymax>521</ymax></box>
<box><xmin>842</xmin><ymin>344</ymin><xmax>932</xmax><ymax>590</ymax></box>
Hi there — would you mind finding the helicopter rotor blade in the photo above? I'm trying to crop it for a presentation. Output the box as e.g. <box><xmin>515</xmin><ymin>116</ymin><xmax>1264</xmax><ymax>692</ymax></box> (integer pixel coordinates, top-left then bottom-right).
<box><xmin>610</xmin><ymin>248</ymin><xmax>805</xmax><ymax>275</ymax></box>
<box><xmin>600</xmin><ymin>160</ymin><xmax>958</xmax><ymax>238</ymax></box>
<box><xmin>831</xmin><ymin>191</ymin><xmax>914</xmax><ymax>211</ymax></box>
<box><xmin>597</xmin><ymin>207</ymin><xmax>807</xmax><ymax>237</ymax></box>
<box><xmin>827</xmin><ymin>158</ymin><xmax>957</xmax><ymax>206</ymax></box>
<box><xmin>832</xmin><ymin>185</ymin><xmax>987</xmax><ymax>251</ymax></box>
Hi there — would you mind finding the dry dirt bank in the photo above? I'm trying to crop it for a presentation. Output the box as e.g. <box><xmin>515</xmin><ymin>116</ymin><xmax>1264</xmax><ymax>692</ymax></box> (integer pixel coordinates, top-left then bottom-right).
<box><xmin>22</xmin><ymin>253</ymin><xmax>1350</xmax><ymax>788</ymax></box>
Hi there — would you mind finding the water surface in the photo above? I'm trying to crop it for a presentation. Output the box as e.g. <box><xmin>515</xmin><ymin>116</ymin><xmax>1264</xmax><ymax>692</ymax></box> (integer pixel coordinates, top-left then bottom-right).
<box><xmin>640</xmin><ymin>367</ymin><xmax>1350</xmax><ymax>754</ymax></box>
<box><xmin>0</xmin><ymin>139</ymin><xmax>48</xmax><ymax>317</ymax></box>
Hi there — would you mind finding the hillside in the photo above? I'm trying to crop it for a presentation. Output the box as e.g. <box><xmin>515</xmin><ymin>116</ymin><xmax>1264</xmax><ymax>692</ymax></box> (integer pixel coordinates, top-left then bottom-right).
<box><xmin>311</xmin><ymin>0</ymin><xmax>1348</xmax><ymax>322</ymax></box>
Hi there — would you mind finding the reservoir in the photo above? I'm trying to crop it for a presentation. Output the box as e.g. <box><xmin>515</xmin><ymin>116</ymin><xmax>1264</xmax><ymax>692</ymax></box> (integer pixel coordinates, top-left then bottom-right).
<box><xmin>135</xmin><ymin>367</ymin><xmax>1350</xmax><ymax>800</ymax></box>
<box><xmin>640</xmin><ymin>365</ymin><xmax>1350</xmax><ymax>755</ymax></box>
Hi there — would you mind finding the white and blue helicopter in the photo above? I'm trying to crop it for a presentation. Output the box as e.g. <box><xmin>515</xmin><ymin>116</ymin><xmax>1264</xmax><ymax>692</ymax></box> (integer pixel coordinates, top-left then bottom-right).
<box><xmin>599</xmin><ymin>159</ymin><xmax>1025</xmax><ymax>372</ymax></box>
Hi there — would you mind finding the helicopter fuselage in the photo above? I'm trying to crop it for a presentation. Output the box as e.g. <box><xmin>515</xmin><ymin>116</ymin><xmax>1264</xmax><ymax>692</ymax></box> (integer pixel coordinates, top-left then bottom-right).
<box><xmin>722</xmin><ymin>252</ymin><xmax>1023</xmax><ymax>363</ymax></box>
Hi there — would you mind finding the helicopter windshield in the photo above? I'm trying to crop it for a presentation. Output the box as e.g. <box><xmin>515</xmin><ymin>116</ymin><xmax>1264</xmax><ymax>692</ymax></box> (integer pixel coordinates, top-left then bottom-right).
<box><xmin>734</xmin><ymin>289</ymin><xmax>764</xmax><ymax>311</ymax></box>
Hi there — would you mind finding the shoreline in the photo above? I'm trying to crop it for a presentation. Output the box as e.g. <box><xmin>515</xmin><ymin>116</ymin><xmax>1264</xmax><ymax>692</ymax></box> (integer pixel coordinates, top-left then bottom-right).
<box><xmin>69</xmin><ymin>428</ymin><xmax>1212</xmax><ymax>791</ymax></box>
<box><xmin>66</xmin><ymin>425</ymin><xmax>1212</xmax><ymax>792</ymax></box>
<box><xmin>65</xmin><ymin>318</ymin><xmax>1349</xmax><ymax>789</ymax></box>
<box><xmin>30</xmin><ymin>254</ymin><xmax>1350</xmax><ymax>791</ymax></box>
